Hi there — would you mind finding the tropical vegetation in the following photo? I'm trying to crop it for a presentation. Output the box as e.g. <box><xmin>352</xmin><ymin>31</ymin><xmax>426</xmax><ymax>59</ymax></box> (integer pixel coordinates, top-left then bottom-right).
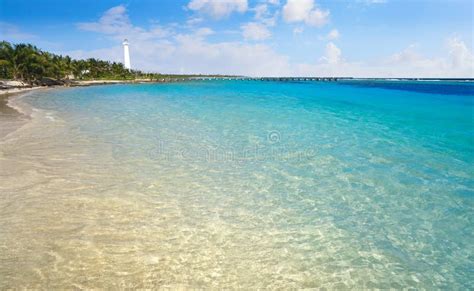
<box><xmin>0</xmin><ymin>41</ymin><xmax>214</xmax><ymax>84</ymax></box>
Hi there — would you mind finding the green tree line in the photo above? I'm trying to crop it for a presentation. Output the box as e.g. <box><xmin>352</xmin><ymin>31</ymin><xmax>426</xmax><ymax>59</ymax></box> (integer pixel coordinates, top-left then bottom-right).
<box><xmin>0</xmin><ymin>41</ymin><xmax>197</xmax><ymax>84</ymax></box>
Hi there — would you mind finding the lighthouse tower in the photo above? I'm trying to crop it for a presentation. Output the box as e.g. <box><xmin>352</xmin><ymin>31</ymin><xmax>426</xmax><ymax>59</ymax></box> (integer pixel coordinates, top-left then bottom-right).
<box><xmin>123</xmin><ymin>39</ymin><xmax>131</xmax><ymax>70</ymax></box>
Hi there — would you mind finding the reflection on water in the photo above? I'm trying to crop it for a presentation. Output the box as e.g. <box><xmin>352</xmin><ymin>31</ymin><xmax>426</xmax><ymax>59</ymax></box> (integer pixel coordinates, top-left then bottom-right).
<box><xmin>0</xmin><ymin>82</ymin><xmax>473</xmax><ymax>288</ymax></box>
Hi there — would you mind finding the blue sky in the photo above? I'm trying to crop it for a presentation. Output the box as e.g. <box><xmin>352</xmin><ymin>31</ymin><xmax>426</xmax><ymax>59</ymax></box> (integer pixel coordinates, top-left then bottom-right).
<box><xmin>1</xmin><ymin>0</ymin><xmax>473</xmax><ymax>77</ymax></box>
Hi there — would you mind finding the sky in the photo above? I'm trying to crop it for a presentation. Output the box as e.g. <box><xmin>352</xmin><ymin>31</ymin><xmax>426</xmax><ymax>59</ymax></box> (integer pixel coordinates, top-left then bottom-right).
<box><xmin>1</xmin><ymin>0</ymin><xmax>473</xmax><ymax>77</ymax></box>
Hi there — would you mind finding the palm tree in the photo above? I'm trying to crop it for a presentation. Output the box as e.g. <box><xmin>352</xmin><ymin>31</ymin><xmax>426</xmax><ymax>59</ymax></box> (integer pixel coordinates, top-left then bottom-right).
<box><xmin>0</xmin><ymin>41</ymin><xmax>20</xmax><ymax>79</ymax></box>
<box><xmin>13</xmin><ymin>44</ymin><xmax>46</xmax><ymax>84</ymax></box>
<box><xmin>62</xmin><ymin>56</ymin><xmax>74</xmax><ymax>79</ymax></box>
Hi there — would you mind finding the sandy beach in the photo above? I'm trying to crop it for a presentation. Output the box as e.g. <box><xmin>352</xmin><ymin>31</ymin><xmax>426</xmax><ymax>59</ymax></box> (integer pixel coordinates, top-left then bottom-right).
<box><xmin>0</xmin><ymin>89</ymin><xmax>40</xmax><ymax>139</ymax></box>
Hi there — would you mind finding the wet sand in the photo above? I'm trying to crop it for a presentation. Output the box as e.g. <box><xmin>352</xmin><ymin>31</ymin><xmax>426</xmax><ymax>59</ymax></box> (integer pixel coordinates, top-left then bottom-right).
<box><xmin>0</xmin><ymin>94</ymin><xmax>29</xmax><ymax>139</ymax></box>
<box><xmin>0</xmin><ymin>87</ymin><xmax>48</xmax><ymax>139</ymax></box>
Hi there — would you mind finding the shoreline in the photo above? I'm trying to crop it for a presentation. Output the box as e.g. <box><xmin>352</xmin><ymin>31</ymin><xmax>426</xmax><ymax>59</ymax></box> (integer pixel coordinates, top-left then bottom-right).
<box><xmin>0</xmin><ymin>76</ymin><xmax>206</xmax><ymax>95</ymax></box>
<box><xmin>0</xmin><ymin>89</ymin><xmax>42</xmax><ymax>140</ymax></box>
<box><xmin>0</xmin><ymin>79</ymin><xmax>156</xmax><ymax>97</ymax></box>
<box><xmin>0</xmin><ymin>79</ymin><xmax>158</xmax><ymax>138</ymax></box>
<box><xmin>0</xmin><ymin>86</ymin><xmax>44</xmax><ymax>96</ymax></box>
<box><xmin>0</xmin><ymin>79</ymin><xmax>169</xmax><ymax>140</ymax></box>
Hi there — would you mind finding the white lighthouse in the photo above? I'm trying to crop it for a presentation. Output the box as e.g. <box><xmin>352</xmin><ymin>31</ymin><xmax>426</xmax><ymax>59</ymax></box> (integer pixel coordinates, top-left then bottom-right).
<box><xmin>123</xmin><ymin>39</ymin><xmax>131</xmax><ymax>70</ymax></box>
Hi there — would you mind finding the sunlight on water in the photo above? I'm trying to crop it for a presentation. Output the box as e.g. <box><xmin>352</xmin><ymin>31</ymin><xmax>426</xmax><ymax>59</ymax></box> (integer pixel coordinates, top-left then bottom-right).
<box><xmin>0</xmin><ymin>81</ymin><xmax>473</xmax><ymax>288</ymax></box>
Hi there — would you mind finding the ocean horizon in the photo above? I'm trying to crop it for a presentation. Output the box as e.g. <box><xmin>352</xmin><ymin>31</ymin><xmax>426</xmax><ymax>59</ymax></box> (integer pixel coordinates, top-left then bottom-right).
<box><xmin>0</xmin><ymin>79</ymin><xmax>472</xmax><ymax>288</ymax></box>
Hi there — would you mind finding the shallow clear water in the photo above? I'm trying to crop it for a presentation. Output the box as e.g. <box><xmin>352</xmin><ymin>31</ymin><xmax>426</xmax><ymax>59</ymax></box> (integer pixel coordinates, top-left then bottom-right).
<box><xmin>0</xmin><ymin>80</ymin><xmax>473</xmax><ymax>288</ymax></box>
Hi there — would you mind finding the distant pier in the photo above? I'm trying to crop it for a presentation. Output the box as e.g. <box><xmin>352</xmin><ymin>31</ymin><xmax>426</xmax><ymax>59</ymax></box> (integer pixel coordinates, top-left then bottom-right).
<box><xmin>152</xmin><ymin>76</ymin><xmax>474</xmax><ymax>83</ymax></box>
<box><xmin>187</xmin><ymin>77</ymin><xmax>349</xmax><ymax>82</ymax></box>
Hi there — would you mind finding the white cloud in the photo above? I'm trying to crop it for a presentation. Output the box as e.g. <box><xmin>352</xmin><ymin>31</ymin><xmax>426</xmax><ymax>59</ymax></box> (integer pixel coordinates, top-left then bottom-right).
<box><xmin>261</xmin><ymin>12</ymin><xmax>279</xmax><ymax>27</ymax></box>
<box><xmin>447</xmin><ymin>37</ymin><xmax>474</xmax><ymax>70</ymax></box>
<box><xmin>78</xmin><ymin>5</ymin><xmax>130</xmax><ymax>35</ymax></box>
<box><xmin>379</xmin><ymin>40</ymin><xmax>473</xmax><ymax>77</ymax></box>
<box><xmin>242</xmin><ymin>2</ymin><xmax>279</xmax><ymax>41</ymax></box>
<box><xmin>186</xmin><ymin>17</ymin><xmax>204</xmax><ymax>26</ymax></box>
<box><xmin>77</xmin><ymin>5</ymin><xmax>171</xmax><ymax>41</ymax></box>
<box><xmin>254</xmin><ymin>4</ymin><xmax>269</xmax><ymax>19</ymax></box>
<box><xmin>283</xmin><ymin>0</ymin><xmax>313</xmax><ymax>22</ymax></box>
<box><xmin>321</xmin><ymin>42</ymin><xmax>342</xmax><ymax>64</ymax></box>
<box><xmin>305</xmin><ymin>9</ymin><xmax>329</xmax><ymax>27</ymax></box>
<box><xmin>388</xmin><ymin>44</ymin><xmax>422</xmax><ymax>64</ymax></box>
<box><xmin>195</xmin><ymin>27</ymin><xmax>215</xmax><ymax>37</ymax></box>
<box><xmin>327</xmin><ymin>29</ymin><xmax>339</xmax><ymax>40</ymax></box>
<box><xmin>252</xmin><ymin>3</ymin><xmax>279</xmax><ymax>27</ymax></box>
<box><xmin>187</xmin><ymin>0</ymin><xmax>248</xmax><ymax>19</ymax></box>
<box><xmin>241</xmin><ymin>22</ymin><xmax>271</xmax><ymax>41</ymax></box>
<box><xmin>267</xmin><ymin>0</ymin><xmax>280</xmax><ymax>5</ymax></box>
<box><xmin>282</xmin><ymin>0</ymin><xmax>329</xmax><ymax>27</ymax></box>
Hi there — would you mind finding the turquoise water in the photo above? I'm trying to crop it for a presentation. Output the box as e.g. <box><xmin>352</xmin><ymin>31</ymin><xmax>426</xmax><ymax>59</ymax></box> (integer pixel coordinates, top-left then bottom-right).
<box><xmin>1</xmin><ymin>80</ymin><xmax>473</xmax><ymax>288</ymax></box>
